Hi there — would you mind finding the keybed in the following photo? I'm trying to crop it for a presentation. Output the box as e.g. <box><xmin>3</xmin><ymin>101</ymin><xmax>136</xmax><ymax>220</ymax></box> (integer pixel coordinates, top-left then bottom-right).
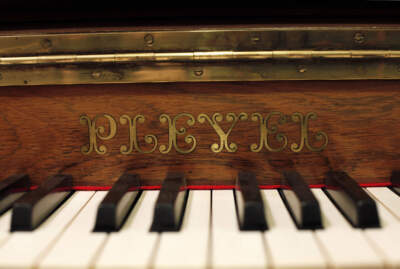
<box><xmin>0</xmin><ymin>172</ymin><xmax>400</xmax><ymax>268</ymax></box>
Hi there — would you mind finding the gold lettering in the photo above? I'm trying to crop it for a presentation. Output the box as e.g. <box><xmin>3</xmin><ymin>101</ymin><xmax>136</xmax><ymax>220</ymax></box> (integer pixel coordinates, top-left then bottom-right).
<box><xmin>198</xmin><ymin>112</ymin><xmax>248</xmax><ymax>153</ymax></box>
<box><xmin>250</xmin><ymin>112</ymin><xmax>287</xmax><ymax>152</ymax></box>
<box><xmin>159</xmin><ymin>113</ymin><xmax>197</xmax><ymax>154</ymax></box>
<box><xmin>291</xmin><ymin>112</ymin><xmax>328</xmax><ymax>152</ymax></box>
<box><xmin>80</xmin><ymin>114</ymin><xmax>117</xmax><ymax>155</ymax></box>
<box><xmin>79</xmin><ymin>111</ymin><xmax>328</xmax><ymax>155</ymax></box>
<box><xmin>119</xmin><ymin>115</ymin><xmax>158</xmax><ymax>154</ymax></box>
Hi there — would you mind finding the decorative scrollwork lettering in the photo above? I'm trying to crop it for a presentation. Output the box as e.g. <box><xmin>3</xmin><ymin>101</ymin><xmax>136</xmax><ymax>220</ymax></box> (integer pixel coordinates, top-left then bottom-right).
<box><xmin>159</xmin><ymin>113</ymin><xmax>197</xmax><ymax>154</ymax></box>
<box><xmin>79</xmin><ymin>111</ymin><xmax>328</xmax><ymax>155</ymax></box>
<box><xmin>290</xmin><ymin>112</ymin><xmax>328</xmax><ymax>152</ymax></box>
<box><xmin>250</xmin><ymin>112</ymin><xmax>288</xmax><ymax>152</ymax></box>
<box><xmin>198</xmin><ymin>112</ymin><xmax>248</xmax><ymax>153</ymax></box>
<box><xmin>80</xmin><ymin>114</ymin><xmax>117</xmax><ymax>155</ymax></box>
<box><xmin>119</xmin><ymin>115</ymin><xmax>158</xmax><ymax>154</ymax></box>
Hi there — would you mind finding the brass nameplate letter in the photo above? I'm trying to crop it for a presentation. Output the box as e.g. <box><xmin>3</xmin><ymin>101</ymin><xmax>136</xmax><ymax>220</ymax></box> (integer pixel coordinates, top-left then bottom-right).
<box><xmin>80</xmin><ymin>112</ymin><xmax>328</xmax><ymax>155</ymax></box>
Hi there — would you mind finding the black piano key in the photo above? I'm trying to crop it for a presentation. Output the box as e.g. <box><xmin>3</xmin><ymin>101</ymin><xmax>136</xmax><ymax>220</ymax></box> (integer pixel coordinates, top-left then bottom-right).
<box><xmin>324</xmin><ymin>171</ymin><xmax>380</xmax><ymax>228</ymax></box>
<box><xmin>11</xmin><ymin>174</ymin><xmax>73</xmax><ymax>231</ymax></box>
<box><xmin>279</xmin><ymin>170</ymin><xmax>322</xmax><ymax>229</ymax></box>
<box><xmin>94</xmin><ymin>173</ymin><xmax>141</xmax><ymax>232</ymax></box>
<box><xmin>234</xmin><ymin>171</ymin><xmax>267</xmax><ymax>231</ymax></box>
<box><xmin>390</xmin><ymin>170</ymin><xmax>400</xmax><ymax>196</ymax></box>
<box><xmin>0</xmin><ymin>174</ymin><xmax>30</xmax><ymax>215</ymax></box>
<box><xmin>150</xmin><ymin>172</ymin><xmax>188</xmax><ymax>232</ymax></box>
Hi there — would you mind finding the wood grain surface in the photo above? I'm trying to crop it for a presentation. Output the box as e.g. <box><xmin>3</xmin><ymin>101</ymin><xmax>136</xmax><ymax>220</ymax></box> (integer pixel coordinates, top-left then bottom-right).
<box><xmin>0</xmin><ymin>80</ymin><xmax>399</xmax><ymax>187</ymax></box>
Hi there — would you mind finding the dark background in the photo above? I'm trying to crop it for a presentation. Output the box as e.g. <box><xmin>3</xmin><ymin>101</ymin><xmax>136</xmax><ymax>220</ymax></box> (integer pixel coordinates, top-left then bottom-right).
<box><xmin>1</xmin><ymin>2</ymin><xmax>400</xmax><ymax>30</ymax></box>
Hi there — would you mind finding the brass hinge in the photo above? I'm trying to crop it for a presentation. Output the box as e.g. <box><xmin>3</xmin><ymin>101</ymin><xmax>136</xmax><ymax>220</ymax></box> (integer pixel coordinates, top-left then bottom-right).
<box><xmin>1</xmin><ymin>50</ymin><xmax>400</xmax><ymax>65</ymax></box>
<box><xmin>1</xmin><ymin>27</ymin><xmax>400</xmax><ymax>85</ymax></box>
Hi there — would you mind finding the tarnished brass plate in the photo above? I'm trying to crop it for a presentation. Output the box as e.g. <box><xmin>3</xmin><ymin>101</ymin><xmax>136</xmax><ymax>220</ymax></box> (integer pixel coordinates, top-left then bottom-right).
<box><xmin>1</xmin><ymin>26</ymin><xmax>400</xmax><ymax>85</ymax></box>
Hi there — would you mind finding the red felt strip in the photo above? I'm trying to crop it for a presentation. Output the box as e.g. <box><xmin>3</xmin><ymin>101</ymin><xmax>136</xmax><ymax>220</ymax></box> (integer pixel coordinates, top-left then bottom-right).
<box><xmin>21</xmin><ymin>181</ymin><xmax>391</xmax><ymax>191</ymax></box>
<box><xmin>6</xmin><ymin>180</ymin><xmax>390</xmax><ymax>193</ymax></box>
<box><xmin>359</xmin><ymin>182</ymin><xmax>392</xmax><ymax>187</ymax></box>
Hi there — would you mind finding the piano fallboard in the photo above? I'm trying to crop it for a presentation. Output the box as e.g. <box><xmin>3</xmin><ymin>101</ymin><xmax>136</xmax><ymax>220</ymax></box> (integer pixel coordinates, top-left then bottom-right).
<box><xmin>0</xmin><ymin>26</ymin><xmax>399</xmax><ymax>188</ymax></box>
<box><xmin>0</xmin><ymin>80</ymin><xmax>398</xmax><ymax>188</ymax></box>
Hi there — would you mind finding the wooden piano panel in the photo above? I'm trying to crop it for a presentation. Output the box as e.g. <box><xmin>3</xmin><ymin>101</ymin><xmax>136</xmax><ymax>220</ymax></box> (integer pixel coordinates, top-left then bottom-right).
<box><xmin>0</xmin><ymin>80</ymin><xmax>398</xmax><ymax>188</ymax></box>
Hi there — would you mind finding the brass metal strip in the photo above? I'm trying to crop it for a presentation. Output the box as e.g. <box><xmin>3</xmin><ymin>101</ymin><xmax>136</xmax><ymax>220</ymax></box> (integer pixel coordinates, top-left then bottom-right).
<box><xmin>1</xmin><ymin>50</ymin><xmax>400</xmax><ymax>65</ymax></box>
<box><xmin>1</xmin><ymin>60</ymin><xmax>399</xmax><ymax>86</ymax></box>
<box><xmin>1</xmin><ymin>27</ymin><xmax>400</xmax><ymax>85</ymax></box>
<box><xmin>1</xmin><ymin>27</ymin><xmax>400</xmax><ymax>57</ymax></box>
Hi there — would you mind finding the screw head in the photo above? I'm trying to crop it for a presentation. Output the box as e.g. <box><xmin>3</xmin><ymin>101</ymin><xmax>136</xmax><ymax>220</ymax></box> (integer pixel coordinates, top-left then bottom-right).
<box><xmin>91</xmin><ymin>71</ymin><xmax>102</xmax><ymax>79</ymax></box>
<box><xmin>194</xmin><ymin>69</ymin><xmax>203</xmax><ymax>76</ymax></box>
<box><xmin>298</xmin><ymin>65</ymin><xmax>307</xmax><ymax>73</ymax></box>
<box><xmin>41</xmin><ymin>39</ymin><xmax>52</xmax><ymax>49</ymax></box>
<box><xmin>251</xmin><ymin>35</ymin><xmax>261</xmax><ymax>44</ymax></box>
<box><xmin>354</xmin><ymin>32</ymin><xmax>366</xmax><ymax>44</ymax></box>
<box><xmin>144</xmin><ymin>34</ymin><xmax>154</xmax><ymax>46</ymax></box>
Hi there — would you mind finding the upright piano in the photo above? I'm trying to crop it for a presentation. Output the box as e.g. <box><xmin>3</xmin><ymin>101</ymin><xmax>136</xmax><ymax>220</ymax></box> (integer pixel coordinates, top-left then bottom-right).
<box><xmin>0</xmin><ymin>5</ymin><xmax>400</xmax><ymax>269</ymax></box>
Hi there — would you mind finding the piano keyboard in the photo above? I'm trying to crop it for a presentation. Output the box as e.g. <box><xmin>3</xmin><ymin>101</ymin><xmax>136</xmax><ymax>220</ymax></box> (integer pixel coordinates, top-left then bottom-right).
<box><xmin>0</xmin><ymin>185</ymin><xmax>400</xmax><ymax>268</ymax></box>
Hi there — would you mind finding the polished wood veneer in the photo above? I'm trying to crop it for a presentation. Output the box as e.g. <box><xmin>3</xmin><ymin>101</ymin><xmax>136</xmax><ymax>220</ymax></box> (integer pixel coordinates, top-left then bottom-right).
<box><xmin>0</xmin><ymin>80</ymin><xmax>398</xmax><ymax>187</ymax></box>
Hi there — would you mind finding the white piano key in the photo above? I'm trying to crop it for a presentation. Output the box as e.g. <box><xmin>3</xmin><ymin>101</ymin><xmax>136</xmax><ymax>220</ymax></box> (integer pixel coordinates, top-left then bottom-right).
<box><xmin>366</xmin><ymin>187</ymin><xmax>400</xmax><ymax>221</ymax></box>
<box><xmin>312</xmin><ymin>189</ymin><xmax>349</xmax><ymax>229</ymax></box>
<box><xmin>0</xmin><ymin>191</ymin><xmax>95</xmax><ymax>269</ymax></box>
<box><xmin>364</xmin><ymin>228</ymin><xmax>400</xmax><ymax>269</ymax></box>
<box><xmin>312</xmin><ymin>189</ymin><xmax>384</xmax><ymax>269</ymax></box>
<box><xmin>262</xmin><ymin>190</ymin><xmax>326</xmax><ymax>269</ymax></box>
<box><xmin>211</xmin><ymin>190</ymin><xmax>268</xmax><ymax>269</ymax></box>
<box><xmin>95</xmin><ymin>191</ymin><xmax>160</xmax><ymax>269</ymax></box>
<box><xmin>154</xmin><ymin>190</ymin><xmax>210</xmax><ymax>269</ymax></box>
<box><xmin>38</xmin><ymin>191</ymin><xmax>108</xmax><ymax>269</ymax></box>
<box><xmin>0</xmin><ymin>210</ymin><xmax>11</xmax><ymax>233</ymax></box>
<box><xmin>365</xmin><ymin>188</ymin><xmax>400</xmax><ymax>228</ymax></box>
<box><xmin>0</xmin><ymin>210</ymin><xmax>12</xmax><ymax>246</ymax></box>
<box><xmin>0</xmin><ymin>192</ymin><xmax>24</xmax><ymax>215</ymax></box>
<box><xmin>363</xmin><ymin>188</ymin><xmax>400</xmax><ymax>268</ymax></box>
<box><xmin>263</xmin><ymin>190</ymin><xmax>296</xmax><ymax>229</ymax></box>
